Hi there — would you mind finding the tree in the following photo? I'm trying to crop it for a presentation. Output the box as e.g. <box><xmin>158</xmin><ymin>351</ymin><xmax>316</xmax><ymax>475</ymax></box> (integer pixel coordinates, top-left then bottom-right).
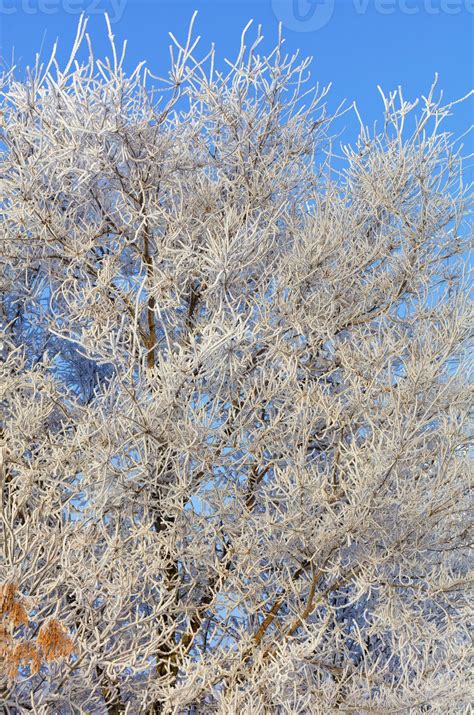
<box><xmin>0</xmin><ymin>14</ymin><xmax>472</xmax><ymax>714</ymax></box>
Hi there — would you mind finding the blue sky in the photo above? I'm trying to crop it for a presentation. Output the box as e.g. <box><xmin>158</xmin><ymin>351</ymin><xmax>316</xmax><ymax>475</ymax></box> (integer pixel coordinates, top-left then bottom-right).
<box><xmin>0</xmin><ymin>0</ymin><xmax>472</xmax><ymax>145</ymax></box>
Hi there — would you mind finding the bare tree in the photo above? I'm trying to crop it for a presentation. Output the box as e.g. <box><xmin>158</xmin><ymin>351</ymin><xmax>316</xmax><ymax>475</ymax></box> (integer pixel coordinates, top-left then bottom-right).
<box><xmin>0</xmin><ymin>14</ymin><xmax>472</xmax><ymax>714</ymax></box>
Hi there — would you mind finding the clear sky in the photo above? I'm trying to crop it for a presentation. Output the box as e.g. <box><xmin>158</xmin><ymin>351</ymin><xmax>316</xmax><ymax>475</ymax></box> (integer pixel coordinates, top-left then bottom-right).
<box><xmin>0</xmin><ymin>0</ymin><xmax>472</xmax><ymax>145</ymax></box>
